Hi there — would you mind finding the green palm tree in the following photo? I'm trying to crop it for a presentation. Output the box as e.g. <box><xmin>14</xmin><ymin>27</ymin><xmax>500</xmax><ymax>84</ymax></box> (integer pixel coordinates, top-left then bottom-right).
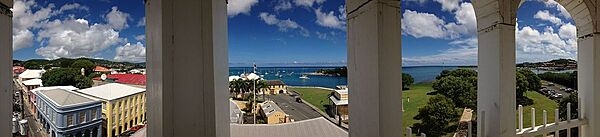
<box><xmin>256</xmin><ymin>80</ymin><xmax>268</xmax><ymax>101</ymax></box>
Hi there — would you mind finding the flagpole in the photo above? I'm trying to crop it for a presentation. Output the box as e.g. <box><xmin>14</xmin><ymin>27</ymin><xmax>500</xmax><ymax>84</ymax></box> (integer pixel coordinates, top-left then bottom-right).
<box><xmin>253</xmin><ymin>63</ymin><xmax>257</xmax><ymax>124</ymax></box>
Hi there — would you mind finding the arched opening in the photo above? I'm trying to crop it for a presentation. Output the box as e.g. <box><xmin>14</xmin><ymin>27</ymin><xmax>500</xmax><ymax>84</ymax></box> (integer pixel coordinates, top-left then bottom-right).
<box><xmin>400</xmin><ymin>0</ymin><xmax>478</xmax><ymax>136</ymax></box>
<box><xmin>514</xmin><ymin>1</ymin><xmax>578</xmax><ymax>136</ymax></box>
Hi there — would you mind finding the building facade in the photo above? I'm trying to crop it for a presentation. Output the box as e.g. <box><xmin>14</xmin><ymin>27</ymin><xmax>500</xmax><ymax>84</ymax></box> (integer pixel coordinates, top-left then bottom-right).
<box><xmin>259</xmin><ymin>101</ymin><xmax>290</xmax><ymax>124</ymax></box>
<box><xmin>76</xmin><ymin>83</ymin><xmax>146</xmax><ymax>137</ymax></box>
<box><xmin>35</xmin><ymin>89</ymin><xmax>103</xmax><ymax>137</ymax></box>
<box><xmin>263</xmin><ymin>80</ymin><xmax>287</xmax><ymax>95</ymax></box>
<box><xmin>329</xmin><ymin>89</ymin><xmax>348</xmax><ymax>121</ymax></box>
<box><xmin>30</xmin><ymin>86</ymin><xmax>79</xmax><ymax>119</ymax></box>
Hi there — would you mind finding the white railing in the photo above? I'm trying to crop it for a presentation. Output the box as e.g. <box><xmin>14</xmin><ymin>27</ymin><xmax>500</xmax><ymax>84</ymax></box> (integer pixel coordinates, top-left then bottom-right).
<box><xmin>406</xmin><ymin>127</ymin><xmax>427</xmax><ymax>137</ymax></box>
<box><xmin>515</xmin><ymin>100</ymin><xmax>587</xmax><ymax>137</ymax></box>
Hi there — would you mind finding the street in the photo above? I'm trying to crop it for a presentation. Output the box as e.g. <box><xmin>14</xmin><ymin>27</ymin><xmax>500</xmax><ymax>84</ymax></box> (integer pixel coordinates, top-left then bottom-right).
<box><xmin>13</xmin><ymin>79</ymin><xmax>48</xmax><ymax>137</ymax></box>
<box><xmin>265</xmin><ymin>94</ymin><xmax>321</xmax><ymax>121</ymax></box>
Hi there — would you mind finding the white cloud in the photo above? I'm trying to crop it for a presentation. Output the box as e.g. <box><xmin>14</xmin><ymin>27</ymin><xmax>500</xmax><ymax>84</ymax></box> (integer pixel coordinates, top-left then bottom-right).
<box><xmin>515</xmin><ymin>23</ymin><xmax>577</xmax><ymax>62</ymax></box>
<box><xmin>275</xmin><ymin>0</ymin><xmax>293</xmax><ymax>12</ymax></box>
<box><xmin>114</xmin><ymin>42</ymin><xmax>146</xmax><ymax>63</ymax></box>
<box><xmin>106</xmin><ymin>6</ymin><xmax>130</xmax><ymax>30</ymax></box>
<box><xmin>56</xmin><ymin>3</ymin><xmax>89</xmax><ymax>14</ymax></box>
<box><xmin>227</xmin><ymin>0</ymin><xmax>259</xmax><ymax>17</ymax></box>
<box><xmin>403</xmin><ymin>37</ymin><xmax>478</xmax><ymax>66</ymax></box>
<box><xmin>259</xmin><ymin>12</ymin><xmax>309</xmax><ymax>36</ymax></box>
<box><xmin>434</xmin><ymin>0</ymin><xmax>462</xmax><ymax>11</ymax></box>
<box><xmin>136</xmin><ymin>17</ymin><xmax>146</xmax><ymax>27</ymax></box>
<box><xmin>534</xmin><ymin>10</ymin><xmax>563</xmax><ymax>25</ymax></box>
<box><xmin>11</xmin><ymin>0</ymin><xmax>54</xmax><ymax>51</ymax></box>
<box><xmin>541</xmin><ymin>0</ymin><xmax>571</xmax><ymax>19</ymax></box>
<box><xmin>293</xmin><ymin>0</ymin><xmax>325</xmax><ymax>7</ymax></box>
<box><xmin>401</xmin><ymin>10</ymin><xmax>448</xmax><ymax>39</ymax></box>
<box><xmin>135</xmin><ymin>34</ymin><xmax>146</xmax><ymax>41</ymax></box>
<box><xmin>314</xmin><ymin>7</ymin><xmax>346</xmax><ymax>30</ymax></box>
<box><xmin>35</xmin><ymin>18</ymin><xmax>122</xmax><ymax>59</ymax></box>
<box><xmin>401</xmin><ymin>2</ymin><xmax>475</xmax><ymax>39</ymax></box>
<box><xmin>558</xmin><ymin>23</ymin><xmax>576</xmax><ymax>39</ymax></box>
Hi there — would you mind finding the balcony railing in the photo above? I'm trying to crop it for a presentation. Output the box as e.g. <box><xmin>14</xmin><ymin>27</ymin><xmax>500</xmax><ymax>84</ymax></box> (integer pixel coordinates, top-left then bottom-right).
<box><xmin>405</xmin><ymin>99</ymin><xmax>587</xmax><ymax>137</ymax></box>
<box><xmin>516</xmin><ymin>100</ymin><xmax>587</xmax><ymax>137</ymax></box>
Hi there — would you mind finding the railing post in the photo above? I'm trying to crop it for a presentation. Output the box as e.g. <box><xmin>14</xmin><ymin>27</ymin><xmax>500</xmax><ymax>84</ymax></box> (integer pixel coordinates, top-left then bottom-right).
<box><xmin>555</xmin><ymin>109</ymin><xmax>559</xmax><ymax>137</ymax></box>
<box><xmin>468</xmin><ymin>121</ymin><xmax>472</xmax><ymax>137</ymax></box>
<box><xmin>421</xmin><ymin>133</ymin><xmax>426</xmax><ymax>137</ymax></box>
<box><xmin>531</xmin><ymin>108</ymin><xmax>535</xmax><ymax>129</ymax></box>
<box><xmin>519</xmin><ymin>105</ymin><xmax>523</xmax><ymax>131</ymax></box>
<box><xmin>567</xmin><ymin>103</ymin><xmax>571</xmax><ymax>137</ymax></box>
<box><xmin>407</xmin><ymin>127</ymin><xmax>411</xmax><ymax>137</ymax></box>
<box><xmin>543</xmin><ymin>110</ymin><xmax>547</xmax><ymax>129</ymax></box>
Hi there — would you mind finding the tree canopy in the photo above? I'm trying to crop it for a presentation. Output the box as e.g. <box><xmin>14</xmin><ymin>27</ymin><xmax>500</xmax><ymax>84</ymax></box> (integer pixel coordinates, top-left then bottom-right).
<box><xmin>433</xmin><ymin>76</ymin><xmax>477</xmax><ymax>109</ymax></box>
<box><xmin>402</xmin><ymin>73</ymin><xmax>414</xmax><ymax>90</ymax></box>
<box><xmin>41</xmin><ymin>68</ymin><xmax>93</xmax><ymax>89</ymax></box>
<box><xmin>413</xmin><ymin>95</ymin><xmax>460</xmax><ymax>137</ymax></box>
<box><xmin>71</xmin><ymin>59</ymin><xmax>96</xmax><ymax>76</ymax></box>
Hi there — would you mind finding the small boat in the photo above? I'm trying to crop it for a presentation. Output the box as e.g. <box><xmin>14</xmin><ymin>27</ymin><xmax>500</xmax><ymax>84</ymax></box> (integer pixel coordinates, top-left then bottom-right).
<box><xmin>299</xmin><ymin>74</ymin><xmax>310</xmax><ymax>79</ymax></box>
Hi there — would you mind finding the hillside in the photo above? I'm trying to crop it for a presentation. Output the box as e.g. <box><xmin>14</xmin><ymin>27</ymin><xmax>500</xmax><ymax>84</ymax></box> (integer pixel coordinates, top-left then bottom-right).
<box><xmin>13</xmin><ymin>58</ymin><xmax>146</xmax><ymax>69</ymax></box>
<box><xmin>517</xmin><ymin>59</ymin><xmax>576</xmax><ymax>68</ymax></box>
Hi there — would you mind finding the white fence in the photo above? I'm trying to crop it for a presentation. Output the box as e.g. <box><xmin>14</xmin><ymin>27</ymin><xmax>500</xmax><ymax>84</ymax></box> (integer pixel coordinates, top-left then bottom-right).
<box><xmin>405</xmin><ymin>99</ymin><xmax>587</xmax><ymax>137</ymax></box>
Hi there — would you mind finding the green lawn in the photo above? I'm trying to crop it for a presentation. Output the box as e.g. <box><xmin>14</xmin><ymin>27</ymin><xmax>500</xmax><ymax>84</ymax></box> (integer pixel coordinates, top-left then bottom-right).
<box><xmin>401</xmin><ymin>83</ymin><xmax>434</xmax><ymax>129</ymax></box>
<box><xmin>292</xmin><ymin>87</ymin><xmax>333</xmax><ymax>112</ymax></box>
<box><xmin>518</xmin><ymin>91</ymin><xmax>559</xmax><ymax>127</ymax></box>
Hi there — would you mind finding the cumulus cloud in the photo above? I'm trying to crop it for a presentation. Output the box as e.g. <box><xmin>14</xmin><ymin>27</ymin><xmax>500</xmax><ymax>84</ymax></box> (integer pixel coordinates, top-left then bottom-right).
<box><xmin>11</xmin><ymin>0</ymin><xmax>54</xmax><ymax>51</ymax></box>
<box><xmin>114</xmin><ymin>42</ymin><xmax>146</xmax><ymax>63</ymax></box>
<box><xmin>541</xmin><ymin>0</ymin><xmax>571</xmax><ymax>19</ymax></box>
<box><xmin>293</xmin><ymin>0</ymin><xmax>325</xmax><ymax>7</ymax></box>
<box><xmin>106</xmin><ymin>6</ymin><xmax>130</xmax><ymax>30</ymax></box>
<box><xmin>401</xmin><ymin>2</ymin><xmax>475</xmax><ymax>39</ymax></box>
<box><xmin>227</xmin><ymin>0</ymin><xmax>259</xmax><ymax>17</ymax></box>
<box><xmin>314</xmin><ymin>7</ymin><xmax>346</xmax><ymax>30</ymax></box>
<box><xmin>135</xmin><ymin>34</ymin><xmax>146</xmax><ymax>41</ymax></box>
<box><xmin>35</xmin><ymin>18</ymin><xmax>122</xmax><ymax>59</ymax></box>
<box><xmin>259</xmin><ymin>12</ymin><xmax>309</xmax><ymax>36</ymax></box>
<box><xmin>136</xmin><ymin>17</ymin><xmax>146</xmax><ymax>27</ymax></box>
<box><xmin>515</xmin><ymin>23</ymin><xmax>577</xmax><ymax>62</ymax></box>
<box><xmin>275</xmin><ymin>0</ymin><xmax>293</xmax><ymax>12</ymax></box>
<box><xmin>403</xmin><ymin>37</ymin><xmax>478</xmax><ymax>66</ymax></box>
<box><xmin>434</xmin><ymin>0</ymin><xmax>462</xmax><ymax>11</ymax></box>
<box><xmin>534</xmin><ymin>10</ymin><xmax>563</xmax><ymax>25</ymax></box>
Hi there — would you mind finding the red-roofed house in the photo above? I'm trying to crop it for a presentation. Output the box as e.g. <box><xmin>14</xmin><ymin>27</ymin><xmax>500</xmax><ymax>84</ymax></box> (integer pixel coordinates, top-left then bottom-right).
<box><xmin>94</xmin><ymin>74</ymin><xmax>147</xmax><ymax>85</ymax></box>
<box><xmin>94</xmin><ymin>66</ymin><xmax>112</xmax><ymax>73</ymax></box>
<box><xmin>13</xmin><ymin>66</ymin><xmax>25</xmax><ymax>77</ymax></box>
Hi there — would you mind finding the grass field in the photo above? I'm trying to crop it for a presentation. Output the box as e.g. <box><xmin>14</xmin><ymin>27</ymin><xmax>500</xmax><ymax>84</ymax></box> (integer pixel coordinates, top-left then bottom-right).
<box><xmin>292</xmin><ymin>87</ymin><xmax>333</xmax><ymax>112</ymax></box>
<box><xmin>518</xmin><ymin>91</ymin><xmax>559</xmax><ymax>127</ymax></box>
<box><xmin>291</xmin><ymin>83</ymin><xmax>558</xmax><ymax>136</ymax></box>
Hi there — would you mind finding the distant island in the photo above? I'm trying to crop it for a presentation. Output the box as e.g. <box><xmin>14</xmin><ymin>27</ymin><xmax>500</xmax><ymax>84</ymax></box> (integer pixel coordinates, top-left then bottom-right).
<box><xmin>310</xmin><ymin>67</ymin><xmax>348</xmax><ymax>76</ymax></box>
<box><xmin>517</xmin><ymin>58</ymin><xmax>576</xmax><ymax>71</ymax></box>
<box><xmin>13</xmin><ymin>58</ymin><xmax>146</xmax><ymax>70</ymax></box>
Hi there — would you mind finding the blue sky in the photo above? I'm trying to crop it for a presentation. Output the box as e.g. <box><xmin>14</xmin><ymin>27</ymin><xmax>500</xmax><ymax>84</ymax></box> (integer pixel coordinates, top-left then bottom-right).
<box><xmin>12</xmin><ymin>0</ymin><xmax>577</xmax><ymax>67</ymax></box>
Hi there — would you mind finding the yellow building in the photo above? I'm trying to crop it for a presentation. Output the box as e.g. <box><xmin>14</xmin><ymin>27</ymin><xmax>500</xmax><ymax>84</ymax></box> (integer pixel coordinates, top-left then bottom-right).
<box><xmin>263</xmin><ymin>80</ymin><xmax>287</xmax><ymax>95</ymax></box>
<box><xmin>76</xmin><ymin>83</ymin><xmax>146</xmax><ymax>137</ymax></box>
<box><xmin>259</xmin><ymin>101</ymin><xmax>290</xmax><ymax>124</ymax></box>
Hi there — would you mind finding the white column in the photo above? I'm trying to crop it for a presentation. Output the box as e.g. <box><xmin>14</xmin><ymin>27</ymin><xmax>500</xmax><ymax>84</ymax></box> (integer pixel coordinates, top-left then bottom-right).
<box><xmin>476</xmin><ymin>18</ymin><xmax>517</xmax><ymax>137</ymax></box>
<box><xmin>347</xmin><ymin>0</ymin><xmax>402</xmax><ymax>137</ymax></box>
<box><xmin>0</xmin><ymin>0</ymin><xmax>13</xmax><ymax>137</ymax></box>
<box><xmin>577</xmin><ymin>32</ymin><xmax>600</xmax><ymax>137</ymax></box>
<box><xmin>146</xmin><ymin>0</ymin><xmax>229</xmax><ymax>137</ymax></box>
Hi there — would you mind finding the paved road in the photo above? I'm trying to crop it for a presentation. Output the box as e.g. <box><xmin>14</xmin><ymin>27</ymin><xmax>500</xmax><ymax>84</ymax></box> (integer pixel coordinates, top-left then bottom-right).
<box><xmin>541</xmin><ymin>80</ymin><xmax>573</xmax><ymax>100</ymax></box>
<box><xmin>266</xmin><ymin>94</ymin><xmax>321</xmax><ymax>121</ymax></box>
<box><xmin>13</xmin><ymin>79</ymin><xmax>48</xmax><ymax>137</ymax></box>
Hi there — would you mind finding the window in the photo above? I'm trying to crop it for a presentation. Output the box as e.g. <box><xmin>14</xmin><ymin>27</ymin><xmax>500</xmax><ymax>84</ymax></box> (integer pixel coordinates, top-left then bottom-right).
<box><xmin>79</xmin><ymin>111</ymin><xmax>86</xmax><ymax>123</ymax></box>
<box><xmin>91</xmin><ymin>109</ymin><xmax>97</xmax><ymax>120</ymax></box>
<box><xmin>67</xmin><ymin>114</ymin><xmax>74</xmax><ymax>126</ymax></box>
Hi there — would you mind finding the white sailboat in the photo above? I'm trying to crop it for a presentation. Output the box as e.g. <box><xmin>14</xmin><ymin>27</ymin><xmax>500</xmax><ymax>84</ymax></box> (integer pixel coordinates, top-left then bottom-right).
<box><xmin>299</xmin><ymin>74</ymin><xmax>310</xmax><ymax>79</ymax></box>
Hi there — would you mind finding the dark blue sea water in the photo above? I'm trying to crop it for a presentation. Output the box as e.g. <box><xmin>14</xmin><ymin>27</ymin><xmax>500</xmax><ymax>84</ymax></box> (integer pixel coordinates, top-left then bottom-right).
<box><xmin>229</xmin><ymin>66</ymin><xmax>463</xmax><ymax>88</ymax></box>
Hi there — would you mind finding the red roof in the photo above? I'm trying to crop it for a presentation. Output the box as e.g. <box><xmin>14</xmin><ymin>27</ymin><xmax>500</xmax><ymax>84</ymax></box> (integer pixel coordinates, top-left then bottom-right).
<box><xmin>94</xmin><ymin>66</ymin><xmax>111</xmax><ymax>72</ymax></box>
<box><xmin>94</xmin><ymin>74</ymin><xmax>146</xmax><ymax>85</ymax></box>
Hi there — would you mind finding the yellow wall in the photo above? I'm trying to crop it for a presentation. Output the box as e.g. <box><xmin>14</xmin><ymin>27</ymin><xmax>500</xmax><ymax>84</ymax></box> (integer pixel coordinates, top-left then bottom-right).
<box><xmin>266</xmin><ymin>111</ymin><xmax>288</xmax><ymax>124</ymax></box>
<box><xmin>104</xmin><ymin>92</ymin><xmax>146</xmax><ymax>137</ymax></box>
<box><xmin>266</xmin><ymin>85</ymin><xmax>287</xmax><ymax>95</ymax></box>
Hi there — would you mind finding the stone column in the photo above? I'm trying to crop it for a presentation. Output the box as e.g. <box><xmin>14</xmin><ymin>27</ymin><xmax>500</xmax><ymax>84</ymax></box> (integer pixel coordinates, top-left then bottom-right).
<box><xmin>146</xmin><ymin>0</ymin><xmax>229</xmax><ymax>136</ymax></box>
<box><xmin>473</xmin><ymin>0</ymin><xmax>519</xmax><ymax>136</ymax></box>
<box><xmin>346</xmin><ymin>0</ymin><xmax>402</xmax><ymax>136</ymax></box>
<box><xmin>0</xmin><ymin>0</ymin><xmax>12</xmax><ymax>137</ymax></box>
